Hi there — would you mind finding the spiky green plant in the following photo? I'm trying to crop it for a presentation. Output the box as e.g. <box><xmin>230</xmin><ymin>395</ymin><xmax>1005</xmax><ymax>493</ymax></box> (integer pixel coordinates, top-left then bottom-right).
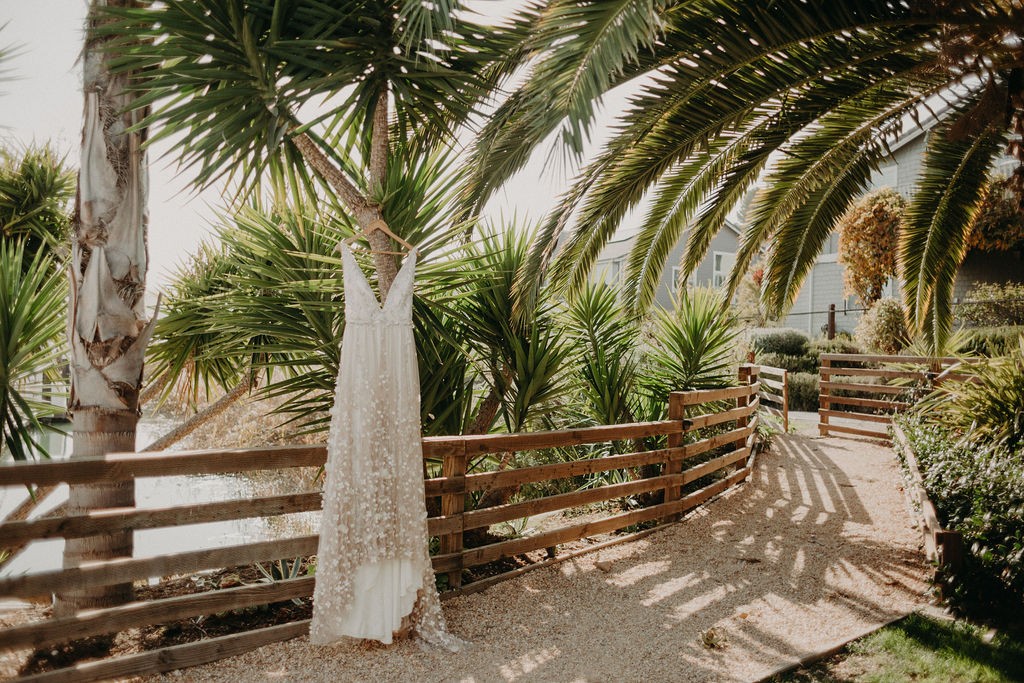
<box><xmin>104</xmin><ymin>0</ymin><xmax>532</xmax><ymax>298</ymax></box>
<box><xmin>914</xmin><ymin>337</ymin><xmax>1024</xmax><ymax>447</ymax></box>
<box><xmin>0</xmin><ymin>240</ymin><xmax>67</xmax><ymax>460</ymax></box>
<box><xmin>146</xmin><ymin>240</ymin><xmax>249</xmax><ymax>407</ymax></box>
<box><xmin>460</xmin><ymin>227</ymin><xmax>573</xmax><ymax>435</ymax></box>
<box><xmin>643</xmin><ymin>288</ymin><xmax>739</xmax><ymax>400</ymax></box>
<box><xmin>564</xmin><ymin>281</ymin><xmax>642</xmax><ymax>428</ymax></box>
<box><xmin>0</xmin><ymin>145</ymin><xmax>74</xmax><ymax>461</ymax></box>
<box><xmin>0</xmin><ymin>145</ymin><xmax>75</xmax><ymax>266</ymax></box>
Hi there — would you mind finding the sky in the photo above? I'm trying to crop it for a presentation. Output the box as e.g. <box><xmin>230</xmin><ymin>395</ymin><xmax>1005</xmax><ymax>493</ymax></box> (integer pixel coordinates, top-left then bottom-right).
<box><xmin>1</xmin><ymin>1</ymin><xmax>615</xmax><ymax>295</ymax></box>
<box><xmin>2</xmin><ymin>1</ymin><xmax>232</xmax><ymax>294</ymax></box>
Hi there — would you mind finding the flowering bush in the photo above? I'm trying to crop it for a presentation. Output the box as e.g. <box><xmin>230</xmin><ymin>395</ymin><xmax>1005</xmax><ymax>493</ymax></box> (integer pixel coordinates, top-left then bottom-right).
<box><xmin>967</xmin><ymin>177</ymin><xmax>1024</xmax><ymax>253</ymax></box>
<box><xmin>855</xmin><ymin>297</ymin><xmax>908</xmax><ymax>354</ymax></box>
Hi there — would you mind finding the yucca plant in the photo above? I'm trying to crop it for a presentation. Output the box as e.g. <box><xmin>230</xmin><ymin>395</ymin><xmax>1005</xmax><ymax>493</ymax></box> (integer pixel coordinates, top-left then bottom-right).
<box><xmin>460</xmin><ymin>228</ymin><xmax>573</xmax><ymax>436</ymax></box>
<box><xmin>914</xmin><ymin>337</ymin><xmax>1024</xmax><ymax>448</ymax></box>
<box><xmin>146</xmin><ymin>240</ymin><xmax>249</xmax><ymax>408</ymax></box>
<box><xmin>149</xmin><ymin>140</ymin><xmax>483</xmax><ymax>437</ymax></box>
<box><xmin>564</xmin><ymin>282</ymin><xmax>642</xmax><ymax>428</ymax></box>
<box><xmin>0</xmin><ymin>240</ymin><xmax>67</xmax><ymax>460</ymax></box>
<box><xmin>0</xmin><ymin>145</ymin><xmax>75</xmax><ymax>265</ymax></box>
<box><xmin>0</xmin><ymin>145</ymin><xmax>74</xmax><ymax>462</ymax></box>
<box><xmin>643</xmin><ymin>288</ymin><xmax>739</xmax><ymax>405</ymax></box>
<box><xmin>106</xmin><ymin>0</ymin><xmax>531</xmax><ymax>296</ymax></box>
<box><xmin>561</xmin><ymin>282</ymin><xmax>651</xmax><ymax>489</ymax></box>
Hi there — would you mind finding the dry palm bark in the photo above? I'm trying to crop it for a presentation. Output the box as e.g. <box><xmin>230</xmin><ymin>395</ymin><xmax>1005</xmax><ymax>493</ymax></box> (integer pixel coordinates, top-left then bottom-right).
<box><xmin>57</xmin><ymin>0</ymin><xmax>155</xmax><ymax>618</ymax></box>
<box><xmin>289</xmin><ymin>97</ymin><xmax>401</xmax><ymax>298</ymax></box>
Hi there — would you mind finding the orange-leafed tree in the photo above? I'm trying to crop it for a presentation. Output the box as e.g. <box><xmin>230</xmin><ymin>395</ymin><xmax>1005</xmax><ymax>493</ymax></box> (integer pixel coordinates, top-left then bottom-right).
<box><xmin>837</xmin><ymin>188</ymin><xmax>906</xmax><ymax>308</ymax></box>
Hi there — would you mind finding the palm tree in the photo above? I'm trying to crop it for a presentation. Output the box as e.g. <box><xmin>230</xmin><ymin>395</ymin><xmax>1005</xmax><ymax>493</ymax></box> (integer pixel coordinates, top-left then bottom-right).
<box><xmin>106</xmin><ymin>0</ymin><xmax>529</xmax><ymax>295</ymax></box>
<box><xmin>466</xmin><ymin>0</ymin><xmax>1024</xmax><ymax>349</ymax></box>
<box><xmin>59</xmin><ymin>0</ymin><xmax>154</xmax><ymax>618</ymax></box>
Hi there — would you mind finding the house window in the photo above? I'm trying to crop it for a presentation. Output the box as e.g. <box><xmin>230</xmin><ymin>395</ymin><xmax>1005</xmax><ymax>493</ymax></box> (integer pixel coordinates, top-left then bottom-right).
<box><xmin>609</xmin><ymin>258</ymin><xmax>624</xmax><ymax>285</ymax></box>
<box><xmin>712</xmin><ymin>251</ymin><xmax>735</xmax><ymax>288</ymax></box>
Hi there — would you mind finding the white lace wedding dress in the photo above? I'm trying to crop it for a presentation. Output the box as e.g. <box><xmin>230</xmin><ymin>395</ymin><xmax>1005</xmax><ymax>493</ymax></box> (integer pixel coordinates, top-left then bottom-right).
<box><xmin>310</xmin><ymin>243</ymin><xmax>457</xmax><ymax>649</ymax></box>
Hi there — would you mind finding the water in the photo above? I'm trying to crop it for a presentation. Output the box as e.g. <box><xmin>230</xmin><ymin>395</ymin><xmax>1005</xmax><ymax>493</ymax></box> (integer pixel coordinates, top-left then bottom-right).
<box><xmin>0</xmin><ymin>417</ymin><xmax>320</xmax><ymax>577</ymax></box>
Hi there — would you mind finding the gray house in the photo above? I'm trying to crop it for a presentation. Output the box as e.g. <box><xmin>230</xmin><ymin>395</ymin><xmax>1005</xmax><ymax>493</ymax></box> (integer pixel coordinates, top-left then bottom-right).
<box><xmin>782</xmin><ymin>124</ymin><xmax>1022</xmax><ymax>335</ymax></box>
<box><xmin>592</xmin><ymin>220</ymin><xmax>741</xmax><ymax>309</ymax></box>
<box><xmin>592</xmin><ymin>118</ymin><xmax>1021</xmax><ymax>336</ymax></box>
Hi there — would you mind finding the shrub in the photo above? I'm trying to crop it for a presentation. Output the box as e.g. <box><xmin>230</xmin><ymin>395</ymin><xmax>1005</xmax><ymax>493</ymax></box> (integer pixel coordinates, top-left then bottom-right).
<box><xmin>751</xmin><ymin>329</ymin><xmax>810</xmax><ymax>357</ymax></box>
<box><xmin>810</xmin><ymin>337</ymin><xmax>863</xmax><ymax>357</ymax></box>
<box><xmin>967</xmin><ymin>176</ymin><xmax>1024</xmax><ymax>253</ymax></box>
<box><xmin>958</xmin><ymin>282</ymin><xmax>1024</xmax><ymax>327</ymax></box>
<box><xmin>961</xmin><ymin>326</ymin><xmax>1024</xmax><ymax>357</ymax></box>
<box><xmin>896</xmin><ymin>416</ymin><xmax>1024</xmax><ymax>611</ymax></box>
<box><xmin>756</xmin><ymin>352</ymin><xmax>817</xmax><ymax>374</ymax></box>
<box><xmin>855</xmin><ymin>298</ymin><xmax>908</xmax><ymax>354</ymax></box>
<box><xmin>787</xmin><ymin>372</ymin><xmax>820</xmax><ymax>412</ymax></box>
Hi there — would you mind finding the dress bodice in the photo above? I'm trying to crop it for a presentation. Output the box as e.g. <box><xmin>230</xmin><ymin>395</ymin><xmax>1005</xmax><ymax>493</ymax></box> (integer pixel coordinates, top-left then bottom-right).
<box><xmin>339</xmin><ymin>242</ymin><xmax>417</xmax><ymax>327</ymax></box>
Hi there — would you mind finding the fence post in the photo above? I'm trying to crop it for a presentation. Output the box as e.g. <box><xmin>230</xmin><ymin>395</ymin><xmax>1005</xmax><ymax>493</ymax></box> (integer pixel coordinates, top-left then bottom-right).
<box><xmin>439</xmin><ymin>443</ymin><xmax>467</xmax><ymax>589</ymax></box>
<box><xmin>664</xmin><ymin>391</ymin><xmax>686</xmax><ymax>519</ymax></box>
<box><xmin>737</xmin><ymin>365</ymin><xmax>753</xmax><ymax>431</ymax></box>
<box><xmin>738</xmin><ymin>365</ymin><xmax>757</xmax><ymax>477</ymax></box>
<box><xmin>819</xmin><ymin>355</ymin><xmax>831</xmax><ymax>437</ymax></box>
<box><xmin>782</xmin><ymin>369</ymin><xmax>790</xmax><ymax>433</ymax></box>
<box><xmin>827</xmin><ymin>304</ymin><xmax>836</xmax><ymax>339</ymax></box>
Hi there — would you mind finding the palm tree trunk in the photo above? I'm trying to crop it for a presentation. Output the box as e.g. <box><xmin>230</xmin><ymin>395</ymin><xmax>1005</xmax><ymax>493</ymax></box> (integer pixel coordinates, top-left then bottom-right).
<box><xmin>289</xmin><ymin>94</ymin><xmax>399</xmax><ymax>297</ymax></box>
<box><xmin>57</xmin><ymin>0</ymin><xmax>153</xmax><ymax>619</ymax></box>
<box><xmin>140</xmin><ymin>375</ymin><xmax>254</xmax><ymax>453</ymax></box>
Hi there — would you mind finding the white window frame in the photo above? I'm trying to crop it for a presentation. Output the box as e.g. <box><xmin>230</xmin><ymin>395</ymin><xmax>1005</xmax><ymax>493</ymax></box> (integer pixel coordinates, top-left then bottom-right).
<box><xmin>712</xmin><ymin>251</ymin><xmax>734</xmax><ymax>288</ymax></box>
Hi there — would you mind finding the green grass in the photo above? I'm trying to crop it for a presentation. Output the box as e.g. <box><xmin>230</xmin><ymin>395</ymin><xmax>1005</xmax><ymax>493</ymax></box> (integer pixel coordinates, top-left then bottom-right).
<box><xmin>773</xmin><ymin>613</ymin><xmax>1024</xmax><ymax>683</ymax></box>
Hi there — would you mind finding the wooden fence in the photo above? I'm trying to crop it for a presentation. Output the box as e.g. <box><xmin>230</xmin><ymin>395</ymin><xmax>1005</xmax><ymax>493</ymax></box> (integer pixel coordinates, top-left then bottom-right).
<box><xmin>818</xmin><ymin>353</ymin><xmax>962</xmax><ymax>442</ymax></box>
<box><xmin>0</xmin><ymin>371</ymin><xmax>762</xmax><ymax>682</ymax></box>
<box><xmin>755</xmin><ymin>365</ymin><xmax>788</xmax><ymax>433</ymax></box>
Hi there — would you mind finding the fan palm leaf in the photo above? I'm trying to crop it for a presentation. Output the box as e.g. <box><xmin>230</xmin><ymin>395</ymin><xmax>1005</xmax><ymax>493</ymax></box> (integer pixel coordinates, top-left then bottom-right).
<box><xmin>104</xmin><ymin>0</ymin><xmax>530</xmax><ymax>193</ymax></box>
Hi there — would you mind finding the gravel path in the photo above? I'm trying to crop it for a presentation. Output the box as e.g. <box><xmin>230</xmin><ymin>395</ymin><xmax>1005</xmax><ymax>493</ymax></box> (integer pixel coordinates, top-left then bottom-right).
<box><xmin>153</xmin><ymin>430</ymin><xmax>930</xmax><ymax>683</ymax></box>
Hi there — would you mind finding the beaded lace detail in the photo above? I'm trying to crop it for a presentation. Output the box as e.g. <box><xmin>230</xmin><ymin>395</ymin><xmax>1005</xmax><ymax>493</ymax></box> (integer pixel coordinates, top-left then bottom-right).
<box><xmin>310</xmin><ymin>243</ymin><xmax>460</xmax><ymax>650</ymax></box>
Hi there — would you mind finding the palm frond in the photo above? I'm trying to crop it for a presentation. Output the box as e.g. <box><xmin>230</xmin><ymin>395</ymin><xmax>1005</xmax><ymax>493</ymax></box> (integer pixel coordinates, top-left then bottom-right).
<box><xmin>901</xmin><ymin>117</ymin><xmax>1007</xmax><ymax>349</ymax></box>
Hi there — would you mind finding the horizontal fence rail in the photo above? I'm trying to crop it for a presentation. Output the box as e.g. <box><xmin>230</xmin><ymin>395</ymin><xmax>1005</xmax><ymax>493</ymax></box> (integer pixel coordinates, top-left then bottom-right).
<box><xmin>0</xmin><ymin>369</ymin><xmax>765</xmax><ymax>683</ymax></box>
<box><xmin>818</xmin><ymin>354</ymin><xmax>964</xmax><ymax>442</ymax></box>
<box><xmin>756</xmin><ymin>365</ymin><xmax>788</xmax><ymax>433</ymax></box>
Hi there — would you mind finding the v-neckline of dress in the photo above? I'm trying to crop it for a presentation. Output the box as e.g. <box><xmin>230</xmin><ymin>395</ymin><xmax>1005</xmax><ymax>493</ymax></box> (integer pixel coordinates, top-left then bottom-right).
<box><xmin>340</xmin><ymin>242</ymin><xmax>418</xmax><ymax>312</ymax></box>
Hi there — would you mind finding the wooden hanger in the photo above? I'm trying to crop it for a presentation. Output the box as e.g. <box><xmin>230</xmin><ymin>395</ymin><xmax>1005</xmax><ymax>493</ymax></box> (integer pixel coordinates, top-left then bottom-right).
<box><xmin>343</xmin><ymin>218</ymin><xmax>415</xmax><ymax>255</ymax></box>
